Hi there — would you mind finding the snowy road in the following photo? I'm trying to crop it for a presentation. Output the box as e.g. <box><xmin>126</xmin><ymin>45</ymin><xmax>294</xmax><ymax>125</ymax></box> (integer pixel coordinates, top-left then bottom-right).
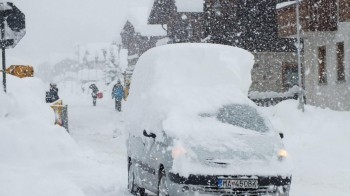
<box><xmin>67</xmin><ymin>98</ymin><xmax>130</xmax><ymax>196</ymax></box>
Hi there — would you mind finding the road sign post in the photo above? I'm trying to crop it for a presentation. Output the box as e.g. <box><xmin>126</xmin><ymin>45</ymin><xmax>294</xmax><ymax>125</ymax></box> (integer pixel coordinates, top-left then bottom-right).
<box><xmin>0</xmin><ymin>2</ymin><xmax>26</xmax><ymax>93</ymax></box>
<box><xmin>1</xmin><ymin>13</ymin><xmax>5</xmax><ymax>92</ymax></box>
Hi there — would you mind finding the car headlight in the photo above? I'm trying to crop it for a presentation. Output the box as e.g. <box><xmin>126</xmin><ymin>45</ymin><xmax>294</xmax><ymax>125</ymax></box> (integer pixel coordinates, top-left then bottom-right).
<box><xmin>172</xmin><ymin>146</ymin><xmax>187</xmax><ymax>159</ymax></box>
<box><xmin>278</xmin><ymin>149</ymin><xmax>288</xmax><ymax>161</ymax></box>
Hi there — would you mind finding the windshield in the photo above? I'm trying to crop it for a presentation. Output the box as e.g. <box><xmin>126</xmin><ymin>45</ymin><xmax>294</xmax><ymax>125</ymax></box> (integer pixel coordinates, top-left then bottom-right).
<box><xmin>202</xmin><ymin>104</ymin><xmax>269</xmax><ymax>133</ymax></box>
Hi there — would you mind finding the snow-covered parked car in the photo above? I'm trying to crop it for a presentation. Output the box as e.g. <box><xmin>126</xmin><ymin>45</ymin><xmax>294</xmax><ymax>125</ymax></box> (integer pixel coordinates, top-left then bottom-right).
<box><xmin>125</xmin><ymin>44</ymin><xmax>292</xmax><ymax>196</ymax></box>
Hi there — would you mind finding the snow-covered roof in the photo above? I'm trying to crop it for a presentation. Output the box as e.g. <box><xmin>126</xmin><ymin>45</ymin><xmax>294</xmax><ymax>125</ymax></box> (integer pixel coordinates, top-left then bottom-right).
<box><xmin>138</xmin><ymin>25</ymin><xmax>167</xmax><ymax>37</ymax></box>
<box><xmin>175</xmin><ymin>0</ymin><xmax>204</xmax><ymax>12</ymax></box>
<box><xmin>276</xmin><ymin>1</ymin><xmax>299</xmax><ymax>9</ymax></box>
<box><xmin>0</xmin><ymin>2</ymin><xmax>12</xmax><ymax>11</ymax></box>
<box><xmin>121</xmin><ymin>5</ymin><xmax>166</xmax><ymax>37</ymax></box>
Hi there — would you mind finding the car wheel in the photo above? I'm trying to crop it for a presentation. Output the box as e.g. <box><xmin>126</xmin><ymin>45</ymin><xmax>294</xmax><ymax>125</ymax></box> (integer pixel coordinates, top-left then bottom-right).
<box><xmin>137</xmin><ymin>188</ymin><xmax>145</xmax><ymax>196</ymax></box>
<box><xmin>128</xmin><ymin>161</ymin><xmax>137</xmax><ymax>194</ymax></box>
<box><xmin>158</xmin><ymin>171</ymin><xmax>169</xmax><ymax>196</ymax></box>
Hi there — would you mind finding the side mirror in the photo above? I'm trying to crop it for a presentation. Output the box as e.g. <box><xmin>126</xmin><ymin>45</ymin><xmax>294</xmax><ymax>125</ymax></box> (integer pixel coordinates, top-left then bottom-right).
<box><xmin>279</xmin><ymin>132</ymin><xmax>284</xmax><ymax>139</ymax></box>
<box><xmin>143</xmin><ymin>130</ymin><xmax>156</xmax><ymax>139</ymax></box>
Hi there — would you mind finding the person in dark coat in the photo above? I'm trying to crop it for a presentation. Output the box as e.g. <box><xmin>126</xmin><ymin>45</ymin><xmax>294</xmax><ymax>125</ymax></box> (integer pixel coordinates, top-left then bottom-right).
<box><xmin>89</xmin><ymin>84</ymin><xmax>99</xmax><ymax>106</ymax></box>
<box><xmin>46</xmin><ymin>83</ymin><xmax>59</xmax><ymax>103</ymax></box>
<box><xmin>112</xmin><ymin>80</ymin><xmax>124</xmax><ymax>112</ymax></box>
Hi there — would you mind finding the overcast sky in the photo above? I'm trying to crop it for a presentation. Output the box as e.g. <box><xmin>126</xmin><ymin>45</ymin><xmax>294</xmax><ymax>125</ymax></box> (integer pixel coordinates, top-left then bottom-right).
<box><xmin>6</xmin><ymin>0</ymin><xmax>149</xmax><ymax>66</ymax></box>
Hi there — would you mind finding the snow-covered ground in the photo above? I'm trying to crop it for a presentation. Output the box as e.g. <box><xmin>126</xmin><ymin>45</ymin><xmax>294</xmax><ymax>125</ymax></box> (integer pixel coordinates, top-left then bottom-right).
<box><xmin>1</xmin><ymin>75</ymin><xmax>350</xmax><ymax>195</ymax></box>
<box><xmin>0</xmin><ymin>75</ymin><xmax>130</xmax><ymax>196</ymax></box>
<box><xmin>263</xmin><ymin>100</ymin><xmax>350</xmax><ymax>196</ymax></box>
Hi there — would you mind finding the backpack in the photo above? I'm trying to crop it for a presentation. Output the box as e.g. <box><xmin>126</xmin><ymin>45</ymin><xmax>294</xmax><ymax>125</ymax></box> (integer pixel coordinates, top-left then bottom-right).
<box><xmin>113</xmin><ymin>85</ymin><xmax>124</xmax><ymax>101</ymax></box>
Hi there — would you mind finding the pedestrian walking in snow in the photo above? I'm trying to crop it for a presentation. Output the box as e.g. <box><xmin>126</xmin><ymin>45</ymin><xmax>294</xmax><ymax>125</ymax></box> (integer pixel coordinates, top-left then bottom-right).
<box><xmin>112</xmin><ymin>80</ymin><xmax>124</xmax><ymax>112</ymax></box>
<box><xmin>89</xmin><ymin>84</ymin><xmax>99</xmax><ymax>106</ymax></box>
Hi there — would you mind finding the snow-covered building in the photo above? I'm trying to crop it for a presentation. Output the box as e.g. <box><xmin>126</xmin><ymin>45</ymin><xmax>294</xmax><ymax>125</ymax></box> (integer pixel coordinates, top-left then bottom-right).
<box><xmin>277</xmin><ymin>0</ymin><xmax>350</xmax><ymax>110</ymax></box>
<box><xmin>120</xmin><ymin>6</ymin><xmax>167</xmax><ymax>70</ymax></box>
<box><xmin>148</xmin><ymin>0</ymin><xmax>298</xmax><ymax>95</ymax></box>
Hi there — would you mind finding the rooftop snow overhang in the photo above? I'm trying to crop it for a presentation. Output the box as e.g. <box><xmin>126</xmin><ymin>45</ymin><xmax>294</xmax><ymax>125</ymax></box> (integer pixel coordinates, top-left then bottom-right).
<box><xmin>148</xmin><ymin>0</ymin><xmax>204</xmax><ymax>25</ymax></box>
<box><xmin>175</xmin><ymin>0</ymin><xmax>204</xmax><ymax>13</ymax></box>
<box><xmin>138</xmin><ymin>24</ymin><xmax>167</xmax><ymax>37</ymax></box>
<box><xmin>276</xmin><ymin>1</ymin><xmax>299</xmax><ymax>10</ymax></box>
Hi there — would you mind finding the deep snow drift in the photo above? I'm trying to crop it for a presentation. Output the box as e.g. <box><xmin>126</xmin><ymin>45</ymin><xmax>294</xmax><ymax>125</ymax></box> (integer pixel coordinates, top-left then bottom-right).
<box><xmin>0</xmin><ymin>75</ymin><xmax>83</xmax><ymax>196</ymax></box>
<box><xmin>0</xmin><ymin>75</ymin><xmax>126</xmax><ymax>196</ymax></box>
<box><xmin>263</xmin><ymin>100</ymin><xmax>350</xmax><ymax>196</ymax></box>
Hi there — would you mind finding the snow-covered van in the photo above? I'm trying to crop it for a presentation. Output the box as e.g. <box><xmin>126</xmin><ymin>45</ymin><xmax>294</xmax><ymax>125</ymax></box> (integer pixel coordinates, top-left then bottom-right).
<box><xmin>125</xmin><ymin>44</ymin><xmax>292</xmax><ymax>196</ymax></box>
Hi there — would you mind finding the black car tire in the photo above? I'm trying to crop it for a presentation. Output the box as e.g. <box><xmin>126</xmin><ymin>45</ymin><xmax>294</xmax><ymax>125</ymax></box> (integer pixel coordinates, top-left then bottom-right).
<box><xmin>128</xmin><ymin>159</ymin><xmax>145</xmax><ymax>196</ymax></box>
<box><xmin>128</xmin><ymin>161</ymin><xmax>136</xmax><ymax>194</ymax></box>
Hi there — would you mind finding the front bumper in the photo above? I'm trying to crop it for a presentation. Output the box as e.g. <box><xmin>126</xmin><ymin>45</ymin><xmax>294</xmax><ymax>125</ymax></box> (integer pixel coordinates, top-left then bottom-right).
<box><xmin>167</xmin><ymin>172</ymin><xmax>291</xmax><ymax>196</ymax></box>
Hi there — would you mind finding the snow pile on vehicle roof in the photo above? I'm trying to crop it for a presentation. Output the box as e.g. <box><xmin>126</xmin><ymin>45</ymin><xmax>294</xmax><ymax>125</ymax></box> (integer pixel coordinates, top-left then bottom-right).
<box><xmin>0</xmin><ymin>75</ymin><xmax>83</xmax><ymax>196</ymax></box>
<box><xmin>126</xmin><ymin>43</ymin><xmax>254</xmax><ymax>132</ymax></box>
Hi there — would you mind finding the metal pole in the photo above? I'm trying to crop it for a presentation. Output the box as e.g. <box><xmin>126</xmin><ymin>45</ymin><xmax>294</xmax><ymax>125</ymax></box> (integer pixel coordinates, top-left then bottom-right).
<box><xmin>1</xmin><ymin>14</ymin><xmax>6</xmax><ymax>93</ymax></box>
<box><xmin>2</xmin><ymin>47</ymin><xmax>5</xmax><ymax>93</ymax></box>
<box><xmin>296</xmin><ymin>0</ymin><xmax>304</xmax><ymax>112</ymax></box>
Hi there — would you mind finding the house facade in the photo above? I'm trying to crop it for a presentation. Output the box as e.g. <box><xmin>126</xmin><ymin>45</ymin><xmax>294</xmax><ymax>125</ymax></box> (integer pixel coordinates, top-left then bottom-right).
<box><xmin>148</xmin><ymin>0</ymin><xmax>299</xmax><ymax>94</ymax></box>
<box><xmin>277</xmin><ymin>0</ymin><xmax>350</xmax><ymax>110</ymax></box>
<box><xmin>120</xmin><ymin>21</ymin><xmax>166</xmax><ymax>70</ymax></box>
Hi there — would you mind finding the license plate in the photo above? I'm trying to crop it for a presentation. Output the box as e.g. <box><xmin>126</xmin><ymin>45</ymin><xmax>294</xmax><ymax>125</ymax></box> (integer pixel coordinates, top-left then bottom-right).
<box><xmin>218</xmin><ymin>179</ymin><xmax>258</xmax><ymax>189</ymax></box>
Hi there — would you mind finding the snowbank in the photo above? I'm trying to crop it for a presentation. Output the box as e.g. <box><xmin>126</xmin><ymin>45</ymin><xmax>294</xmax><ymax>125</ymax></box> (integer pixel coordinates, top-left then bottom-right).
<box><xmin>249</xmin><ymin>85</ymin><xmax>300</xmax><ymax>99</ymax></box>
<box><xmin>0</xmin><ymin>75</ymin><xmax>82</xmax><ymax>196</ymax></box>
<box><xmin>263</xmin><ymin>100</ymin><xmax>350</xmax><ymax>195</ymax></box>
<box><xmin>0</xmin><ymin>75</ymin><xmax>78</xmax><ymax>164</ymax></box>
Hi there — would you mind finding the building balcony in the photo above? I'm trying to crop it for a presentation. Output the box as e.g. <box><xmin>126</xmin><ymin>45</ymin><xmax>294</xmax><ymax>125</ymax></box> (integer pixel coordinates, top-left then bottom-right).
<box><xmin>277</xmin><ymin>0</ymin><xmax>338</xmax><ymax>38</ymax></box>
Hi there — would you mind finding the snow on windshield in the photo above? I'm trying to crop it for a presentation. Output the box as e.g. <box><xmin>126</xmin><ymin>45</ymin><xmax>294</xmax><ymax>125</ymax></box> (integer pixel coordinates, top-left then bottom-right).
<box><xmin>204</xmin><ymin>104</ymin><xmax>269</xmax><ymax>133</ymax></box>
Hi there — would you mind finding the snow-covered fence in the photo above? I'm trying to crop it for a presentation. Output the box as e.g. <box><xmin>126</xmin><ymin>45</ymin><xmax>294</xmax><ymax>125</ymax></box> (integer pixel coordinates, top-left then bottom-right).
<box><xmin>249</xmin><ymin>86</ymin><xmax>305</xmax><ymax>107</ymax></box>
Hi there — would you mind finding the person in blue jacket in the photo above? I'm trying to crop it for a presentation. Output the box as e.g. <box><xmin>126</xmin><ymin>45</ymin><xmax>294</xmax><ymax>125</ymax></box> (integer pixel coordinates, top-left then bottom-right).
<box><xmin>112</xmin><ymin>80</ymin><xmax>124</xmax><ymax>112</ymax></box>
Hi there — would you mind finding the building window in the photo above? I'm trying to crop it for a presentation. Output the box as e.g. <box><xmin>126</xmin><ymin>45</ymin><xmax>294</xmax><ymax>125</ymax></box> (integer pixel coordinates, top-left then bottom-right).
<box><xmin>282</xmin><ymin>63</ymin><xmax>299</xmax><ymax>90</ymax></box>
<box><xmin>336</xmin><ymin>42</ymin><xmax>345</xmax><ymax>82</ymax></box>
<box><xmin>318</xmin><ymin>46</ymin><xmax>327</xmax><ymax>84</ymax></box>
